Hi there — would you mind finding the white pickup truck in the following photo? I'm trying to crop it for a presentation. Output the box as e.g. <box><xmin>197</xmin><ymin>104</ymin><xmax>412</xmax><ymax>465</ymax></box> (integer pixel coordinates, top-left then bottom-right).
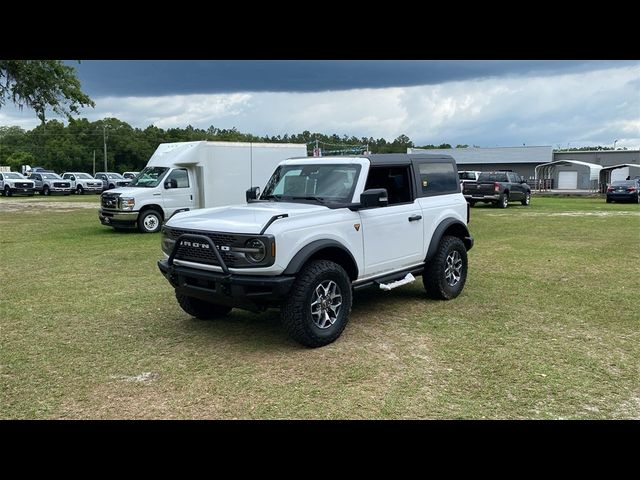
<box><xmin>158</xmin><ymin>153</ymin><xmax>474</xmax><ymax>347</ymax></box>
<box><xmin>0</xmin><ymin>172</ymin><xmax>35</xmax><ymax>196</ymax></box>
<box><xmin>61</xmin><ymin>172</ymin><xmax>104</xmax><ymax>194</ymax></box>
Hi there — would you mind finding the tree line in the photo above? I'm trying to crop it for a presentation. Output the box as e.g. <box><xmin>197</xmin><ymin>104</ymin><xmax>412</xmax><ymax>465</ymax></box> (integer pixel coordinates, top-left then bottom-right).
<box><xmin>0</xmin><ymin>118</ymin><xmax>463</xmax><ymax>174</ymax></box>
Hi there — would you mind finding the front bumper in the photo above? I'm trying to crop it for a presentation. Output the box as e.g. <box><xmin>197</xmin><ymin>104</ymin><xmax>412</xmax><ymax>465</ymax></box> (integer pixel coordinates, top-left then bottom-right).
<box><xmin>46</xmin><ymin>187</ymin><xmax>72</xmax><ymax>194</ymax></box>
<box><xmin>98</xmin><ymin>208</ymin><xmax>140</xmax><ymax>227</ymax></box>
<box><xmin>158</xmin><ymin>259</ymin><xmax>295</xmax><ymax>309</ymax></box>
<box><xmin>8</xmin><ymin>187</ymin><xmax>35</xmax><ymax>195</ymax></box>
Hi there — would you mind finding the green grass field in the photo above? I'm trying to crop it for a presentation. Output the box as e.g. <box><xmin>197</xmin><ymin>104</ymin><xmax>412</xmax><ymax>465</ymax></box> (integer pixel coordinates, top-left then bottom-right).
<box><xmin>1</xmin><ymin>194</ymin><xmax>638</xmax><ymax>419</ymax></box>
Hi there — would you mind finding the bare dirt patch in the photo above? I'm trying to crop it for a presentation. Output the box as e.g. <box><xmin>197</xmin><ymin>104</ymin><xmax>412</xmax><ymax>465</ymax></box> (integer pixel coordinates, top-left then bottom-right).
<box><xmin>0</xmin><ymin>200</ymin><xmax>98</xmax><ymax>213</ymax></box>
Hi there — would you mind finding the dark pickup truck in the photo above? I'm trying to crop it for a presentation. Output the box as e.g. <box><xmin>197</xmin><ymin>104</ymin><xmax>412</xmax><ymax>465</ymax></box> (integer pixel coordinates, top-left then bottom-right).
<box><xmin>463</xmin><ymin>171</ymin><xmax>531</xmax><ymax>208</ymax></box>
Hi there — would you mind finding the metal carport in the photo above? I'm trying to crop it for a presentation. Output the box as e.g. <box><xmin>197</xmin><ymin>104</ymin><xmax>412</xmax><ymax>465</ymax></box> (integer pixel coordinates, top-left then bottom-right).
<box><xmin>599</xmin><ymin>164</ymin><xmax>640</xmax><ymax>192</ymax></box>
<box><xmin>534</xmin><ymin>160</ymin><xmax>602</xmax><ymax>191</ymax></box>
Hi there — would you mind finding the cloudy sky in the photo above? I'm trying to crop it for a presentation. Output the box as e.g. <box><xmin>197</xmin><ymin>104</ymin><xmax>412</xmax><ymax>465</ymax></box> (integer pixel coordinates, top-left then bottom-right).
<box><xmin>1</xmin><ymin>60</ymin><xmax>638</xmax><ymax>149</ymax></box>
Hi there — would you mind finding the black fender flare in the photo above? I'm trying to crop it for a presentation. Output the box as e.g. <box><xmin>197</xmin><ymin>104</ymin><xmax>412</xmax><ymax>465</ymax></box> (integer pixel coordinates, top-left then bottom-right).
<box><xmin>425</xmin><ymin>218</ymin><xmax>472</xmax><ymax>262</ymax></box>
<box><xmin>283</xmin><ymin>239</ymin><xmax>358</xmax><ymax>278</ymax></box>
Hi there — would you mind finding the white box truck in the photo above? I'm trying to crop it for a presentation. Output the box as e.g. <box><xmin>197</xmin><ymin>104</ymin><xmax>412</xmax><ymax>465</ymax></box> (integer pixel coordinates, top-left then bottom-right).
<box><xmin>98</xmin><ymin>141</ymin><xmax>308</xmax><ymax>233</ymax></box>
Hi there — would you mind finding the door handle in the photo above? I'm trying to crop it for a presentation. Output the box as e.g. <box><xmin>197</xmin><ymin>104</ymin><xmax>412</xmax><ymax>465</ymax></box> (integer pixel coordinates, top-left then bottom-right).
<box><xmin>408</xmin><ymin>215</ymin><xmax>422</xmax><ymax>222</ymax></box>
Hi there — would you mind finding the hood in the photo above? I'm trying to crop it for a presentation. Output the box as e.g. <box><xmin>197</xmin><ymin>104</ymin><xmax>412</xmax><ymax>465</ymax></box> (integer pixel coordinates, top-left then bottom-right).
<box><xmin>167</xmin><ymin>202</ymin><xmax>328</xmax><ymax>234</ymax></box>
<box><xmin>6</xmin><ymin>179</ymin><xmax>34</xmax><ymax>185</ymax></box>
<box><xmin>102</xmin><ymin>187</ymin><xmax>143</xmax><ymax>196</ymax></box>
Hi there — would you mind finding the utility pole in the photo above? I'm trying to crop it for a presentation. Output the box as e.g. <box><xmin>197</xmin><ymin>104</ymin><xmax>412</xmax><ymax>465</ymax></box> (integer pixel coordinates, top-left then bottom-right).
<box><xmin>93</xmin><ymin>150</ymin><xmax>96</xmax><ymax>176</ymax></box>
<box><xmin>103</xmin><ymin>124</ymin><xmax>109</xmax><ymax>172</ymax></box>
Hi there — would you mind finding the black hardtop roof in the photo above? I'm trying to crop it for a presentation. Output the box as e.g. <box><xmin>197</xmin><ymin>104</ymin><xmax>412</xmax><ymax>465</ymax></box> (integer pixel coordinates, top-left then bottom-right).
<box><xmin>288</xmin><ymin>153</ymin><xmax>455</xmax><ymax>164</ymax></box>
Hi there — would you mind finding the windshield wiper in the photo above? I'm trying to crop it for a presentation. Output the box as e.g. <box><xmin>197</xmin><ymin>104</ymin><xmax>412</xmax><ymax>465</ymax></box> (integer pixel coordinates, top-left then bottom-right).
<box><xmin>261</xmin><ymin>194</ymin><xmax>283</xmax><ymax>201</ymax></box>
<box><xmin>289</xmin><ymin>195</ymin><xmax>326</xmax><ymax>204</ymax></box>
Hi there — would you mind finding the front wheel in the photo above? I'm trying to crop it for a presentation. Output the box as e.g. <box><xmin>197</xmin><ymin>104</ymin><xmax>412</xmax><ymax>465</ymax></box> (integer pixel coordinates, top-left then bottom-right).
<box><xmin>281</xmin><ymin>260</ymin><xmax>352</xmax><ymax>348</ymax></box>
<box><xmin>77</xmin><ymin>185</ymin><xmax>84</xmax><ymax>195</ymax></box>
<box><xmin>43</xmin><ymin>186</ymin><xmax>50</xmax><ymax>196</ymax></box>
<box><xmin>4</xmin><ymin>186</ymin><xmax>11</xmax><ymax>197</ymax></box>
<box><xmin>423</xmin><ymin>235</ymin><xmax>468</xmax><ymax>300</ymax></box>
<box><xmin>137</xmin><ymin>209</ymin><xmax>162</xmax><ymax>233</ymax></box>
<box><xmin>521</xmin><ymin>191</ymin><xmax>531</xmax><ymax>206</ymax></box>
<box><xmin>176</xmin><ymin>292</ymin><xmax>232</xmax><ymax>319</ymax></box>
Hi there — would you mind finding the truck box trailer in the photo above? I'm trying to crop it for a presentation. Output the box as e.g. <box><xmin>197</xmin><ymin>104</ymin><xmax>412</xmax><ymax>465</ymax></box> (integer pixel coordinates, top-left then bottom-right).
<box><xmin>98</xmin><ymin>141</ymin><xmax>308</xmax><ymax>233</ymax></box>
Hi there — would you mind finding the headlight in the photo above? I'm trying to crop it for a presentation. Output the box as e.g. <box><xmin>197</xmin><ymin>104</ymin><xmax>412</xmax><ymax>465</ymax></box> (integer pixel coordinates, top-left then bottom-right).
<box><xmin>161</xmin><ymin>228</ymin><xmax>176</xmax><ymax>256</ymax></box>
<box><xmin>243</xmin><ymin>238</ymin><xmax>267</xmax><ymax>263</ymax></box>
<box><xmin>118</xmin><ymin>197</ymin><xmax>135</xmax><ymax>211</ymax></box>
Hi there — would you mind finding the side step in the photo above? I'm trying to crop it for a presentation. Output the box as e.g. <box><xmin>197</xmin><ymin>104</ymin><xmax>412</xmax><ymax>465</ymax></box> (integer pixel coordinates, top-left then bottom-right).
<box><xmin>377</xmin><ymin>273</ymin><xmax>416</xmax><ymax>291</ymax></box>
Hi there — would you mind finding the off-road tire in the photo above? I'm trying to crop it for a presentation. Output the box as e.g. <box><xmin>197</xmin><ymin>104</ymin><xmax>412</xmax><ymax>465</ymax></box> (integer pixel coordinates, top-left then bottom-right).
<box><xmin>521</xmin><ymin>191</ymin><xmax>531</xmax><ymax>206</ymax></box>
<box><xmin>137</xmin><ymin>209</ymin><xmax>162</xmax><ymax>233</ymax></box>
<box><xmin>175</xmin><ymin>292</ymin><xmax>232</xmax><ymax>320</ymax></box>
<box><xmin>281</xmin><ymin>260</ymin><xmax>352</xmax><ymax>348</ymax></box>
<box><xmin>423</xmin><ymin>235</ymin><xmax>468</xmax><ymax>300</ymax></box>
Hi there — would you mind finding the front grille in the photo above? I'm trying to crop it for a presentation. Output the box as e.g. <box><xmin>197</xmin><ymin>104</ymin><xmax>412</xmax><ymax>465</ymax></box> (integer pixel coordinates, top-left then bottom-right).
<box><xmin>168</xmin><ymin>228</ymin><xmax>241</xmax><ymax>267</ymax></box>
<box><xmin>101</xmin><ymin>193</ymin><xmax>120</xmax><ymax>208</ymax></box>
<box><xmin>15</xmin><ymin>182</ymin><xmax>31</xmax><ymax>188</ymax></box>
<box><xmin>87</xmin><ymin>182</ymin><xmax>100</xmax><ymax>187</ymax></box>
<box><xmin>53</xmin><ymin>182</ymin><xmax>70</xmax><ymax>188</ymax></box>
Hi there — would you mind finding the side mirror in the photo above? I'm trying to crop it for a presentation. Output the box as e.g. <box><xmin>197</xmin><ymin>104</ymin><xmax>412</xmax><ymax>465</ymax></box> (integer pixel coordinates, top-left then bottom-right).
<box><xmin>246</xmin><ymin>186</ymin><xmax>260</xmax><ymax>202</ymax></box>
<box><xmin>164</xmin><ymin>179</ymin><xmax>178</xmax><ymax>189</ymax></box>
<box><xmin>360</xmin><ymin>188</ymin><xmax>388</xmax><ymax>208</ymax></box>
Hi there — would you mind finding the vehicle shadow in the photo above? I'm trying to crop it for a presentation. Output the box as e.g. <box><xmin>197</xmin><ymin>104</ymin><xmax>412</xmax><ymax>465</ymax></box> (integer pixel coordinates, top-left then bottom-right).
<box><xmin>167</xmin><ymin>283</ymin><xmax>429</xmax><ymax>350</ymax></box>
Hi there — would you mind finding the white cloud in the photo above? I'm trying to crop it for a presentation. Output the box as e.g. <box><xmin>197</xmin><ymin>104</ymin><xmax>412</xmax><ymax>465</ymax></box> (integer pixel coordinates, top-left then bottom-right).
<box><xmin>1</xmin><ymin>64</ymin><xmax>638</xmax><ymax>149</ymax></box>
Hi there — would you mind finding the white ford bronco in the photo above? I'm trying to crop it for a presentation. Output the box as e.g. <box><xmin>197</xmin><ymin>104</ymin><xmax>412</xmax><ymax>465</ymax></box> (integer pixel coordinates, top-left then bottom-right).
<box><xmin>158</xmin><ymin>154</ymin><xmax>473</xmax><ymax>347</ymax></box>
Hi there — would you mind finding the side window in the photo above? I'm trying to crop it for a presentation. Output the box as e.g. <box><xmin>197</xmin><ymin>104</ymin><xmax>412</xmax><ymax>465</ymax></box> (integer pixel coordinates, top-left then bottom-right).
<box><xmin>166</xmin><ymin>168</ymin><xmax>190</xmax><ymax>188</ymax></box>
<box><xmin>507</xmin><ymin>172</ymin><xmax>517</xmax><ymax>183</ymax></box>
<box><xmin>364</xmin><ymin>166</ymin><xmax>412</xmax><ymax>205</ymax></box>
<box><xmin>417</xmin><ymin>162</ymin><xmax>459</xmax><ymax>196</ymax></box>
<box><xmin>0</xmin><ymin>174</ymin><xmax>3</xmax><ymax>180</ymax></box>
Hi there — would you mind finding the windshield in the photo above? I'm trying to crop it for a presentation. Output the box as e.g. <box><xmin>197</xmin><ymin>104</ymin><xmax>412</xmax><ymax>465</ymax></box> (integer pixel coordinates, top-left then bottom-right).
<box><xmin>128</xmin><ymin>167</ymin><xmax>169</xmax><ymax>188</ymax></box>
<box><xmin>261</xmin><ymin>164</ymin><xmax>361</xmax><ymax>204</ymax></box>
<box><xmin>76</xmin><ymin>173</ymin><xmax>93</xmax><ymax>179</ymax></box>
<box><xmin>459</xmin><ymin>172</ymin><xmax>477</xmax><ymax>180</ymax></box>
<box><xmin>3</xmin><ymin>173</ymin><xmax>23</xmax><ymax>179</ymax></box>
<box><xmin>107</xmin><ymin>173</ymin><xmax>124</xmax><ymax>179</ymax></box>
<box><xmin>611</xmin><ymin>180</ymin><xmax>635</xmax><ymax>187</ymax></box>
<box><xmin>42</xmin><ymin>173</ymin><xmax>62</xmax><ymax>180</ymax></box>
<box><xmin>478</xmin><ymin>172</ymin><xmax>508</xmax><ymax>182</ymax></box>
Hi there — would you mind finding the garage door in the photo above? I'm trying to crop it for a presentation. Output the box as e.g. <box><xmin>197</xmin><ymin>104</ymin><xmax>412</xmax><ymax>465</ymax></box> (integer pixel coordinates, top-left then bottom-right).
<box><xmin>558</xmin><ymin>171</ymin><xmax>578</xmax><ymax>189</ymax></box>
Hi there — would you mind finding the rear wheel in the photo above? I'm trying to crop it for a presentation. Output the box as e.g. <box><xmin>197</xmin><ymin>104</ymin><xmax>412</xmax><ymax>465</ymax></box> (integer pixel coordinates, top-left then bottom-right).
<box><xmin>281</xmin><ymin>260</ymin><xmax>352</xmax><ymax>348</ymax></box>
<box><xmin>521</xmin><ymin>191</ymin><xmax>531</xmax><ymax>206</ymax></box>
<box><xmin>606</xmin><ymin>197</ymin><xmax>612</xmax><ymax>203</ymax></box>
<box><xmin>137</xmin><ymin>209</ymin><xmax>162</xmax><ymax>233</ymax></box>
<box><xmin>497</xmin><ymin>193</ymin><xmax>508</xmax><ymax>208</ymax></box>
<box><xmin>175</xmin><ymin>292</ymin><xmax>232</xmax><ymax>320</ymax></box>
<box><xmin>423</xmin><ymin>235</ymin><xmax>468</xmax><ymax>300</ymax></box>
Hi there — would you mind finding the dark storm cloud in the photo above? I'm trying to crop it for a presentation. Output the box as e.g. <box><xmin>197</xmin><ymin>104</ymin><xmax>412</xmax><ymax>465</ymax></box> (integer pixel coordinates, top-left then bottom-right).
<box><xmin>69</xmin><ymin>60</ymin><xmax>635</xmax><ymax>97</ymax></box>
